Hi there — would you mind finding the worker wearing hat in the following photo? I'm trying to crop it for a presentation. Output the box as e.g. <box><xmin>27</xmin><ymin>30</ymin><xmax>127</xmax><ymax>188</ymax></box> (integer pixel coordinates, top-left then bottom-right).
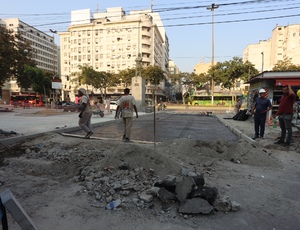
<box><xmin>251</xmin><ymin>88</ymin><xmax>272</xmax><ymax>140</ymax></box>
<box><xmin>78</xmin><ymin>88</ymin><xmax>93</xmax><ymax>138</ymax></box>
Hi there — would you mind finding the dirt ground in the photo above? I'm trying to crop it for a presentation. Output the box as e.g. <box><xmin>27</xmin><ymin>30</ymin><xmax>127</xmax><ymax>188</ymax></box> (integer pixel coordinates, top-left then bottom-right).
<box><xmin>0</xmin><ymin>114</ymin><xmax>300</xmax><ymax>230</ymax></box>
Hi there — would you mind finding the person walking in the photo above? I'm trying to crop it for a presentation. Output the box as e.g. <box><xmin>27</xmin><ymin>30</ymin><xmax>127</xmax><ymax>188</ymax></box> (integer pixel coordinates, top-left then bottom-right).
<box><xmin>273</xmin><ymin>85</ymin><xmax>296</xmax><ymax>146</ymax></box>
<box><xmin>251</xmin><ymin>88</ymin><xmax>272</xmax><ymax>140</ymax></box>
<box><xmin>78</xmin><ymin>88</ymin><xmax>93</xmax><ymax>139</ymax></box>
<box><xmin>115</xmin><ymin>88</ymin><xmax>138</xmax><ymax>142</ymax></box>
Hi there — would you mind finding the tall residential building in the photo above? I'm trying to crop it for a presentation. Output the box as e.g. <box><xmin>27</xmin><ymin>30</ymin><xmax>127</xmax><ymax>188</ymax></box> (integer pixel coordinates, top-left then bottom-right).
<box><xmin>59</xmin><ymin>7</ymin><xmax>169</xmax><ymax>101</ymax></box>
<box><xmin>0</xmin><ymin>18</ymin><xmax>59</xmax><ymax>100</ymax></box>
<box><xmin>243</xmin><ymin>24</ymin><xmax>300</xmax><ymax>71</ymax></box>
<box><xmin>168</xmin><ymin>59</ymin><xmax>180</xmax><ymax>75</ymax></box>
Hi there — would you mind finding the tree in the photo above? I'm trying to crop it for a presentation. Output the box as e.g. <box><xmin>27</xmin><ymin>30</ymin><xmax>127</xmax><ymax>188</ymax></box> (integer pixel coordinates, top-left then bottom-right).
<box><xmin>71</xmin><ymin>65</ymin><xmax>120</xmax><ymax>98</ymax></box>
<box><xmin>168</xmin><ymin>73</ymin><xmax>182</xmax><ymax>85</ymax></box>
<box><xmin>70</xmin><ymin>64</ymin><xmax>96</xmax><ymax>93</ymax></box>
<box><xmin>22</xmin><ymin>65</ymin><xmax>52</xmax><ymax>97</ymax></box>
<box><xmin>0</xmin><ymin>27</ymin><xmax>16</xmax><ymax>86</ymax></box>
<box><xmin>117</xmin><ymin>68</ymin><xmax>136</xmax><ymax>87</ymax></box>
<box><xmin>143</xmin><ymin>65</ymin><xmax>165</xmax><ymax>86</ymax></box>
<box><xmin>208</xmin><ymin>57</ymin><xmax>258</xmax><ymax>90</ymax></box>
<box><xmin>272</xmin><ymin>57</ymin><xmax>300</xmax><ymax>71</ymax></box>
<box><xmin>179</xmin><ymin>72</ymin><xmax>198</xmax><ymax>104</ymax></box>
<box><xmin>0</xmin><ymin>26</ymin><xmax>35</xmax><ymax>87</ymax></box>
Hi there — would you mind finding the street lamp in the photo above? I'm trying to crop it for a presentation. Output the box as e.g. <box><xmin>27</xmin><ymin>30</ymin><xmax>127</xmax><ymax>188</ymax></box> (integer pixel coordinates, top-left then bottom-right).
<box><xmin>207</xmin><ymin>3</ymin><xmax>219</xmax><ymax>106</ymax></box>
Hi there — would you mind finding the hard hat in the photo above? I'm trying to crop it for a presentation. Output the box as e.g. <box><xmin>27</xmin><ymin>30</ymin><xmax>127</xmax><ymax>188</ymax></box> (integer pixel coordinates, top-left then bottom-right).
<box><xmin>259</xmin><ymin>89</ymin><xmax>266</xmax><ymax>94</ymax></box>
<box><xmin>297</xmin><ymin>89</ymin><xmax>300</xmax><ymax>98</ymax></box>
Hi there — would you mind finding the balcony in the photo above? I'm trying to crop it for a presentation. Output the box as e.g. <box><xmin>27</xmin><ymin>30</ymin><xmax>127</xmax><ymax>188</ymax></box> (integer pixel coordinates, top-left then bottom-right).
<box><xmin>141</xmin><ymin>57</ymin><xmax>151</xmax><ymax>63</ymax></box>
<box><xmin>142</xmin><ymin>39</ymin><xmax>151</xmax><ymax>46</ymax></box>
<box><xmin>141</xmin><ymin>29</ymin><xmax>151</xmax><ymax>37</ymax></box>
<box><xmin>141</xmin><ymin>47</ymin><xmax>151</xmax><ymax>54</ymax></box>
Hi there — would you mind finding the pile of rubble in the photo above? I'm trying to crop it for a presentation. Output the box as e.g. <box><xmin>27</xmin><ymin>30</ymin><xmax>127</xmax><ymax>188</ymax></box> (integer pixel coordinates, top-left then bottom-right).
<box><xmin>0</xmin><ymin>129</ymin><xmax>18</xmax><ymax>140</ymax></box>
<box><xmin>75</xmin><ymin>161</ymin><xmax>240</xmax><ymax>216</ymax></box>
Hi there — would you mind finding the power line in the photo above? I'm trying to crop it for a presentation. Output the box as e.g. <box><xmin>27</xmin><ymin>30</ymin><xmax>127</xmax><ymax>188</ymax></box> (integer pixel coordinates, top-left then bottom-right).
<box><xmin>162</xmin><ymin>4</ymin><xmax>300</xmax><ymax>21</ymax></box>
<box><xmin>163</xmin><ymin>13</ymin><xmax>300</xmax><ymax>28</ymax></box>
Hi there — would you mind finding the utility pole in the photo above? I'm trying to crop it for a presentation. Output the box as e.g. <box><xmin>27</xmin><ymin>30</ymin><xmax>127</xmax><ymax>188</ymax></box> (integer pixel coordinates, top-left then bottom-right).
<box><xmin>261</xmin><ymin>52</ymin><xmax>264</xmax><ymax>73</ymax></box>
<box><xmin>151</xmin><ymin>0</ymin><xmax>154</xmax><ymax>12</ymax></box>
<box><xmin>207</xmin><ymin>3</ymin><xmax>219</xmax><ymax>106</ymax></box>
<box><xmin>49</xmin><ymin>29</ymin><xmax>57</xmax><ymax>109</ymax></box>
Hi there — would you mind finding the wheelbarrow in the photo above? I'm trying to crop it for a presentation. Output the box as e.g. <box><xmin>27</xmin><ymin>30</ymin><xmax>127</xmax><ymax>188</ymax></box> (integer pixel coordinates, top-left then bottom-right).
<box><xmin>92</xmin><ymin>110</ymin><xmax>104</xmax><ymax>117</ymax></box>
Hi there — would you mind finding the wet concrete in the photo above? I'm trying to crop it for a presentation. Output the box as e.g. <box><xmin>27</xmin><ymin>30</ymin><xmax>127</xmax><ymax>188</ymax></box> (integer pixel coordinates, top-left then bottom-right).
<box><xmin>71</xmin><ymin>113</ymin><xmax>239</xmax><ymax>142</ymax></box>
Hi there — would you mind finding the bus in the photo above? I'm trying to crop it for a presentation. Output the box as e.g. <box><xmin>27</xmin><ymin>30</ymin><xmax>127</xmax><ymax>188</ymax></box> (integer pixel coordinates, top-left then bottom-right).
<box><xmin>190</xmin><ymin>95</ymin><xmax>241</xmax><ymax>106</ymax></box>
<box><xmin>10</xmin><ymin>94</ymin><xmax>44</xmax><ymax>107</ymax></box>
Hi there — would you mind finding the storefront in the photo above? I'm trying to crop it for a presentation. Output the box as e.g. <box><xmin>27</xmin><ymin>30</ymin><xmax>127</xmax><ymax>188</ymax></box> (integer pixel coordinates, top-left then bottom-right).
<box><xmin>246</xmin><ymin>71</ymin><xmax>300</xmax><ymax>123</ymax></box>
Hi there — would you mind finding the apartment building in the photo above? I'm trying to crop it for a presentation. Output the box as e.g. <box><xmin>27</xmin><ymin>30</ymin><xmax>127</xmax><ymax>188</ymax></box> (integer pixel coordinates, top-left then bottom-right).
<box><xmin>59</xmin><ymin>7</ymin><xmax>169</xmax><ymax>102</ymax></box>
<box><xmin>0</xmin><ymin>18</ymin><xmax>59</xmax><ymax>101</ymax></box>
<box><xmin>194</xmin><ymin>62</ymin><xmax>212</xmax><ymax>75</ymax></box>
<box><xmin>243</xmin><ymin>24</ymin><xmax>300</xmax><ymax>71</ymax></box>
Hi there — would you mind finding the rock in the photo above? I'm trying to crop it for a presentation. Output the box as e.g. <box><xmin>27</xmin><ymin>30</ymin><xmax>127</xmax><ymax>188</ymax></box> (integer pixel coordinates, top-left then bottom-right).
<box><xmin>179</xmin><ymin>198</ymin><xmax>214</xmax><ymax>214</ymax></box>
<box><xmin>192</xmin><ymin>175</ymin><xmax>205</xmax><ymax>187</ymax></box>
<box><xmin>176</xmin><ymin>177</ymin><xmax>195</xmax><ymax>202</ymax></box>
<box><xmin>213</xmin><ymin>195</ymin><xmax>232</xmax><ymax>212</ymax></box>
<box><xmin>181</xmin><ymin>168</ymin><xmax>197</xmax><ymax>177</ymax></box>
<box><xmin>118</xmin><ymin>162</ymin><xmax>129</xmax><ymax>170</ymax></box>
<box><xmin>154</xmin><ymin>175</ymin><xmax>176</xmax><ymax>193</ymax></box>
<box><xmin>139</xmin><ymin>192</ymin><xmax>154</xmax><ymax>203</ymax></box>
<box><xmin>145</xmin><ymin>187</ymin><xmax>160</xmax><ymax>196</ymax></box>
<box><xmin>231</xmin><ymin>201</ymin><xmax>241</xmax><ymax>211</ymax></box>
<box><xmin>158</xmin><ymin>187</ymin><xmax>177</xmax><ymax>203</ymax></box>
<box><xmin>190</xmin><ymin>186</ymin><xmax>218</xmax><ymax>205</ymax></box>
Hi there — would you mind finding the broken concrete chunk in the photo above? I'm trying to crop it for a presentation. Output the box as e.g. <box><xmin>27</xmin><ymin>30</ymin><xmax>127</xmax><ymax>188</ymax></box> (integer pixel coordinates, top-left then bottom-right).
<box><xmin>230</xmin><ymin>201</ymin><xmax>241</xmax><ymax>211</ymax></box>
<box><xmin>158</xmin><ymin>187</ymin><xmax>177</xmax><ymax>203</ymax></box>
<box><xmin>154</xmin><ymin>175</ymin><xmax>176</xmax><ymax>193</ymax></box>
<box><xmin>139</xmin><ymin>192</ymin><xmax>154</xmax><ymax>203</ymax></box>
<box><xmin>178</xmin><ymin>198</ymin><xmax>214</xmax><ymax>214</ymax></box>
<box><xmin>192</xmin><ymin>175</ymin><xmax>205</xmax><ymax>187</ymax></box>
<box><xmin>191</xmin><ymin>186</ymin><xmax>218</xmax><ymax>205</ymax></box>
<box><xmin>213</xmin><ymin>195</ymin><xmax>232</xmax><ymax>212</ymax></box>
<box><xmin>176</xmin><ymin>177</ymin><xmax>195</xmax><ymax>202</ymax></box>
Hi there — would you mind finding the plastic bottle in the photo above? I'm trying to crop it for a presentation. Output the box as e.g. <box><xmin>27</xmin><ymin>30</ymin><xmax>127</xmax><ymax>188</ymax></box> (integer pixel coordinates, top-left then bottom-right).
<box><xmin>106</xmin><ymin>199</ymin><xmax>121</xmax><ymax>210</ymax></box>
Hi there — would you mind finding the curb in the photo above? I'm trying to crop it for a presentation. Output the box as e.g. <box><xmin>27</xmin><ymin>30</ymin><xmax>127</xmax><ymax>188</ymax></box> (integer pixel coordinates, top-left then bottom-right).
<box><xmin>215</xmin><ymin>114</ymin><xmax>256</xmax><ymax>144</ymax></box>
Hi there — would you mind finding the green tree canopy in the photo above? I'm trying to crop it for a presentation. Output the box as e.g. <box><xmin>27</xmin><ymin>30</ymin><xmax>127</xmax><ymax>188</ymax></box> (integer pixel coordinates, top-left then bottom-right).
<box><xmin>71</xmin><ymin>65</ymin><xmax>120</xmax><ymax>98</ymax></box>
<box><xmin>117</xmin><ymin>68</ymin><xmax>136</xmax><ymax>87</ymax></box>
<box><xmin>0</xmin><ymin>26</ymin><xmax>35</xmax><ymax>87</ymax></box>
<box><xmin>208</xmin><ymin>57</ymin><xmax>258</xmax><ymax>90</ymax></box>
<box><xmin>272</xmin><ymin>57</ymin><xmax>300</xmax><ymax>71</ymax></box>
<box><xmin>143</xmin><ymin>65</ymin><xmax>165</xmax><ymax>86</ymax></box>
<box><xmin>22</xmin><ymin>65</ymin><xmax>52</xmax><ymax>96</ymax></box>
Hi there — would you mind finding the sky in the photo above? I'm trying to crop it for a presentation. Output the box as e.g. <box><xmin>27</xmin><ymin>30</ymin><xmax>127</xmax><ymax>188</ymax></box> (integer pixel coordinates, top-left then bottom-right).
<box><xmin>1</xmin><ymin>0</ymin><xmax>300</xmax><ymax>72</ymax></box>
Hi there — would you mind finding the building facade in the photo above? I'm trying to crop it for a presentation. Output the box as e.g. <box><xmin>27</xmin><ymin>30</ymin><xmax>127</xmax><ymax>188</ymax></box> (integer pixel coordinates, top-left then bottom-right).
<box><xmin>243</xmin><ymin>24</ymin><xmax>300</xmax><ymax>71</ymax></box>
<box><xmin>0</xmin><ymin>18</ymin><xmax>59</xmax><ymax>101</ymax></box>
<box><xmin>193</xmin><ymin>62</ymin><xmax>212</xmax><ymax>75</ymax></box>
<box><xmin>59</xmin><ymin>7</ymin><xmax>169</xmax><ymax>102</ymax></box>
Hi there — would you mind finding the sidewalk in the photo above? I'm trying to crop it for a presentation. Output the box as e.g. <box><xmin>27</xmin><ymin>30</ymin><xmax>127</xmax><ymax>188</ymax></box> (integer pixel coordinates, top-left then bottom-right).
<box><xmin>217</xmin><ymin>113</ymin><xmax>300</xmax><ymax>150</ymax></box>
<box><xmin>0</xmin><ymin>107</ymin><xmax>116</xmax><ymax>136</ymax></box>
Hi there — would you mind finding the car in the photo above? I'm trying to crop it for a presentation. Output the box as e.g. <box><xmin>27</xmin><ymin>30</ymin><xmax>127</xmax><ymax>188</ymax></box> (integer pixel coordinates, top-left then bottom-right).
<box><xmin>110</xmin><ymin>101</ymin><xmax>118</xmax><ymax>111</ymax></box>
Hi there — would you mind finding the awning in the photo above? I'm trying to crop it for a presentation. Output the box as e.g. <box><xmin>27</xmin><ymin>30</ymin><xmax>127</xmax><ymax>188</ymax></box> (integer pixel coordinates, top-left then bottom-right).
<box><xmin>276</xmin><ymin>79</ymin><xmax>300</xmax><ymax>86</ymax></box>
